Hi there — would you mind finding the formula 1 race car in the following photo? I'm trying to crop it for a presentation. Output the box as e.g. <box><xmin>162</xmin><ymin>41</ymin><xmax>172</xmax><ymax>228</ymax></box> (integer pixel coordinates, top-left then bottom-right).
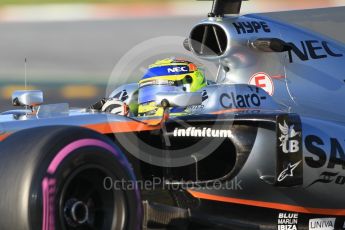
<box><xmin>1</xmin><ymin>0</ymin><xmax>345</xmax><ymax>229</ymax></box>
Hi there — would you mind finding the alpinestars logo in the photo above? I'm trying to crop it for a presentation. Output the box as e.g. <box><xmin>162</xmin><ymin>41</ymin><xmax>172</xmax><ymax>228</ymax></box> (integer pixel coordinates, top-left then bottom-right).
<box><xmin>173</xmin><ymin>127</ymin><xmax>233</xmax><ymax>138</ymax></box>
<box><xmin>279</xmin><ymin>121</ymin><xmax>301</xmax><ymax>153</ymax></box>
<box><xmin>277</xmin><ymin>161</ymin><xmax>301</xmax><ymax>182</ymax></box>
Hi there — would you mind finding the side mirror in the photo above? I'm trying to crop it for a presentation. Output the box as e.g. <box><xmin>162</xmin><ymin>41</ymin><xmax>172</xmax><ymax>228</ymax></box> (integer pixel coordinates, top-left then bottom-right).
<box><xmin>250</xmin><ymin>38</ymin><xmax>291</xmax><ymax>52</ymax></box>
<box><xmin>183</xmin><ymin>38</ymin><xmax>191</xmax><ymax>51</ymax></box>
<box><xmin>155</xmin><ymin>92</ymin><xmax>202</xmax><ymax>108</ymax></box>
<box><xmin>12</xmin><ymin>90</ymin><xmax>43</xmax><ymax>107</ymax></box>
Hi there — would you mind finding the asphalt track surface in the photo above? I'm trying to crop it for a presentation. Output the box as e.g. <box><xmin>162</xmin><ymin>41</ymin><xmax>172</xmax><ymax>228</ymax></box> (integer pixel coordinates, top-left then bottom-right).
<box><xmin>1</xmin><ymin>7</ymin><xmax>345</xmax><ymax>110</ymax></box>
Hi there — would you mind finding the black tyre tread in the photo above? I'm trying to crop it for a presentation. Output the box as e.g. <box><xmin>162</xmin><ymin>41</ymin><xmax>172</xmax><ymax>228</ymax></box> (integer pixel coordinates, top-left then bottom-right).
<box><xmin>0</xmin><ymin>126</ymin><xmax>141</xmax><ymax>230</ymax></box>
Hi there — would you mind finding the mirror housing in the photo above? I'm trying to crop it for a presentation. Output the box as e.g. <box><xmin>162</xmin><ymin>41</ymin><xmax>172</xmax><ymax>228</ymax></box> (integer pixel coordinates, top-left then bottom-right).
<box><xmin>155</xmin><ymin>92</ymin><xmax>202</xmax><ymax>108</ymax></box>
<box><xmin>250</xmin><ymin>38</ymin><xmax>291</xmax><ymax>52</ymax></box>
<box><xmin>12</xmin><ymin>90</ymin><xmax>43</xmax><ymax>107</ymax></box>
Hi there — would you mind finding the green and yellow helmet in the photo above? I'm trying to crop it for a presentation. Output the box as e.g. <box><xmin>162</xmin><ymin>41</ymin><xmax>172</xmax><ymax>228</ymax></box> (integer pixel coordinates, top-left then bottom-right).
<box><xmin>138</xmin><ymin>58</ymin><xmax>207</xmax><ymax>116</ymax></box>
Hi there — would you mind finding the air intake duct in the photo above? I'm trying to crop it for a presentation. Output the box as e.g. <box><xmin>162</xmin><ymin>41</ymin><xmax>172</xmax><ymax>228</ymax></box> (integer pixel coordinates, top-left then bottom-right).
<box><xmin>189</xmin><ymin>24</ymin><xmax>228</xmax><ymax>57</ymax></box>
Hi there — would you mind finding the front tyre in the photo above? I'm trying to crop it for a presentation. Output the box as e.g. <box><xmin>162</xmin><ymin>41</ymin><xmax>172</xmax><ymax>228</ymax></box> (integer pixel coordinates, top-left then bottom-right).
<box><xmin>0</xmin><ymin>126</ymin><xmax>141</xmax><ymax>230</ymax></box>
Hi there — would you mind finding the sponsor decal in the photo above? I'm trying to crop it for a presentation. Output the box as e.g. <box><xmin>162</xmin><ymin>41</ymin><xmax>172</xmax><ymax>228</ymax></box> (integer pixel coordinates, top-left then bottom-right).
<box><xmin>113</xmin><ymin>89</ymin><xmax>129</xmax><ymax>102</ymax></box>
<box><xmin>278</xmin><ymin>213</ymin><xmax>299</xmax><ymax>230</ymax></box>
<box><xmin>305</xmin><ymin>135</ymin><xmax>345</xmax><ymax>169</ymax></box>
<box><xmin>167</xmin><ymin>66</ymin><xmax>189</xmax><ymax>73</ymax></box>
<box><xmin>201</xmin><ymin>90</ymin><xmax>209</xmax><ymax>102</ymax></box>
<box><xmin>140</xmin><ymin>80</ymin><xmax>176</xmax><ymax>88</ymax></box>
<box><xmin>219</xmin><ymin>89</ymin><xmax>266</xmax><ymax>109</ymax></box>
<box><xmin>186</xmin><ymin>104</ymin><xmax>205</xmax><ymax>113</ymax></box>
<box><xmin>307</xmin><ymin>171</ymin><xmax>345</xmax><ymax>187</ymax></box>
<box><xmin>279</xmin><ymin>121</ymin><xmax>301</xmax><ymax>154</ymax></box>
<box><xmin>276</xmin><ymin>115</ymin><xmax>303</xmax><ymax>187</ymax></box>
<box><xmin>287</xmin><ymin>40</ymin><xmax>343</xmax><ymax>63</ymax></box>
<box><xmin>277</xmin><ymin>161</ymin><xmax>301</xmax><ymax>182</ymax></box>
<box><xmin>309</xmin><ymin>218</ymin><xmax>335</xmax><ymax>230</ymax></box>
<box><xmin>232</xmin><ymin>21</ymin><xmax>271</xmax><ymax>34</ymax></box>
<box><xmin>249</xmin><ymin>72</ymin><xmax>274</xmax><ymax>96</ymax></box>
<box><xmin>173</xmin><ymin>127</ymin><xmax>233</xmax><ymax>138</ymax></box>
<box><xmin>186</xmin><ymin>90</ymin><xmax>208</xmax><ymax>113</ymax></box>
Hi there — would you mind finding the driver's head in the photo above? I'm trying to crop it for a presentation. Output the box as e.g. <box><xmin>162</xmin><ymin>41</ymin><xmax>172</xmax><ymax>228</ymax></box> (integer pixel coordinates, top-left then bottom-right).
<box><xmin>138</xmin><ymin>58</ymin><xmax>207</xmax><ymax>116</ymax></box>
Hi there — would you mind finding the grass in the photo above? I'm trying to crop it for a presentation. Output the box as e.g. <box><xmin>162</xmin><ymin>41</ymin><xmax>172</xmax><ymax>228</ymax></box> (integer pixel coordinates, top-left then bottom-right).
<box><xmin>0</xmin><ymin>0</ymin><xmax>175</xmax><ymax>6</ymax></box>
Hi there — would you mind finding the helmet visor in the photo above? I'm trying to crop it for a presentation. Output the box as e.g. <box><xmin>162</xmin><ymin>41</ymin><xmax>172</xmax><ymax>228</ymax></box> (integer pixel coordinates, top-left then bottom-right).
<box><xmin>138</xmin><ymin>80</ymin><xmax>184</xmax><ymax>104</ymax></box>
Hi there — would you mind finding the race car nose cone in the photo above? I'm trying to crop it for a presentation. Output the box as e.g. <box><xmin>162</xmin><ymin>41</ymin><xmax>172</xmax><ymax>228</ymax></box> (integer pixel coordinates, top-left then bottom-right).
<box><xmin>64</xmin><ymin>199</ymin><xmax>89</xmax><ymax>226</ymax></box>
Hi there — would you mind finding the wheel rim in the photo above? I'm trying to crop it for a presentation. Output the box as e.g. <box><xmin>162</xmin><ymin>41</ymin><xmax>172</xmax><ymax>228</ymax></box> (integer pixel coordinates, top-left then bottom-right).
<box><xmin>59</xmin><ymin>166</ymin><xmax>127</xmax><ymax>230</ymax></box>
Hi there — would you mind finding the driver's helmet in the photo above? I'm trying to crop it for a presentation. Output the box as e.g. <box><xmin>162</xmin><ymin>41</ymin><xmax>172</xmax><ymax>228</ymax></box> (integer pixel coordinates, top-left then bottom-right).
<box><xmin>138</xmin><ymin>58</ymin><xmax>207</xmax><ymax>116</ymax></box>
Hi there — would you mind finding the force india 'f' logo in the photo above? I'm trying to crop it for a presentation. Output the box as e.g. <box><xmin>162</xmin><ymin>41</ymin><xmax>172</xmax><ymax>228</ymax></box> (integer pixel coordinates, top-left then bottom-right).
<box><xmin>279</xmin><ymin>121</ymin><xmax>301</xmax><ymax>154</ymax></box>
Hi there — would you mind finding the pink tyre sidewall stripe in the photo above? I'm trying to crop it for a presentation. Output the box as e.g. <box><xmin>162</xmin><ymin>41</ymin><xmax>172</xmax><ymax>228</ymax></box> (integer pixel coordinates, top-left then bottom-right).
<box><xmin>42</xmin><ymin>138</ymin><xmax>124</xmax><ymax>230</ymax></box>
<box><xmin>47</xmin><ymin>139</ymin><xmax>119</xmax><ymax>174</ymax></box>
